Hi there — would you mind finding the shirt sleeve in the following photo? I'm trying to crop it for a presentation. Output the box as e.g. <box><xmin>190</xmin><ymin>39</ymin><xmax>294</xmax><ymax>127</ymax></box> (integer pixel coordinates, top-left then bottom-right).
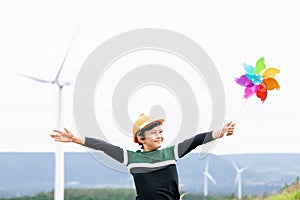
<box><xmin>84</xmin><ymin>137</ymin><xmax>125</xmax><ymax>163</ymax></box>
<box><xmin>177</xmin><ymin>131</ymin><xmax>214</xmax><ymax>158</ymax></box>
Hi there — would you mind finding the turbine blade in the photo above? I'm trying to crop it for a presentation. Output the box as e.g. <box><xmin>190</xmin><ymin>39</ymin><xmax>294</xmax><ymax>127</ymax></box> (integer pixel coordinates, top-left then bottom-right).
<box><xmin>232</xmin><ymin>161</ymin><xmax>239</xmax><ymax>171</ymax></box>
<box><xmin>18</xmin><ymin>73</ymin><xmax>52</xmax><ymax>83</ymax></box>
<box><xmin>54</xmin><ymin>0</ymin><xmax>94</xmax><ymax>82</ymax></box>
<box><xmin>240</xmin><ymin>167</ymin><xmax>248</xmax><ymax>172</ymax></box>
<box><xmin>61</xmin><ymin>81</ymin><xmax>71</xmax><ymax>86</ymax></box>
<box><xmin>206</xmin><ymin>173</ymin><xmax>217</xmax><ymax>185</ymax></box>
<box><xmin>205</xmin><ymin>159</ymin><xmax>209</xmax><ymax>172</ymax></box>
<box><xmin>180</xmin><ymin>192</ymin><xmax>188</xmax><ymax>199</ymax></box>
<box><xmin>234</xmin><ymin>175</ymin><xmax>239</xmax><ymax>187</ymax></box>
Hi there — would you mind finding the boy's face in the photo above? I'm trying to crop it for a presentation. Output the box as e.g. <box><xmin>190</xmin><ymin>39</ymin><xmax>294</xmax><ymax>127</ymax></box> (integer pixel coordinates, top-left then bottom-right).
<box><xmin>139</xmin><ymin>125</ymin><xmax>164</xmax><ymax>151</ymax></box>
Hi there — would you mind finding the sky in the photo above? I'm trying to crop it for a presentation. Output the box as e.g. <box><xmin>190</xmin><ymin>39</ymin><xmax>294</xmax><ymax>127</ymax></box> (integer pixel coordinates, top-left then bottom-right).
<box><xmin>0</xmin><ymin>0</ymin><xmax>299</xmax><ymax>154</ymax></box>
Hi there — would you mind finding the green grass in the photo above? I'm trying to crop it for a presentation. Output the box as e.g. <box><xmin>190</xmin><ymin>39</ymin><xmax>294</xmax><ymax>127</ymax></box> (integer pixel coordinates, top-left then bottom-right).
<box><xmin>267</xmin><ymin>190</ymin><xmax>300</xmax><ymax>200</ymax></box>
<box><xmin>2</xmin><ymin>178</ymin><xmax>300</xmax><ymax>200</ymax></box>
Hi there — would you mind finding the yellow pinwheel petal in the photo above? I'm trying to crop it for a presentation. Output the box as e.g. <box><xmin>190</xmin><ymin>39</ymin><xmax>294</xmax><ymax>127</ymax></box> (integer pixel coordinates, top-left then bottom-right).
<box><xmin>262</xmin><ymin>68</ymin><xmax>280</xmax><ymax>78</ymax></box>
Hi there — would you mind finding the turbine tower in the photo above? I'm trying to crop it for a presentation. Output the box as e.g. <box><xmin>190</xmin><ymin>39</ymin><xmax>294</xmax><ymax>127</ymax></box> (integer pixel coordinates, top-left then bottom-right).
<box><xmin>203</xmin><ymin>159</ymin><xmax>217</xmax><ymax>197</ymax></box>
<box><xmin>232</xmin><ymin>161</ymin><xmax>248</xmax><ymax>200</ymax></box>
<box><xmin>20</xmin><ymin>3</ymin><xmax>92</xmax><ymax>198</ymax></box>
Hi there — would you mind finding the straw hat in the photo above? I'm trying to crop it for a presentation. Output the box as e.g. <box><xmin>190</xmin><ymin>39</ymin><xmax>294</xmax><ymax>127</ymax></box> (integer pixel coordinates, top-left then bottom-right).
<box><xmin>132</xmin><ymin>114</ymin><xmax>164</xmax><ymax>143</ymax></box>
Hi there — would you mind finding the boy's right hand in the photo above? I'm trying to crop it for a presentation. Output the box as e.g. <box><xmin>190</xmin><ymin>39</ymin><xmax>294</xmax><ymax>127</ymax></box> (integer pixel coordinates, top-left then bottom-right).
<box><xmin>50</xmin><ymin>127</ymin><xmax>74</xmax><ymax>142</ymax></box>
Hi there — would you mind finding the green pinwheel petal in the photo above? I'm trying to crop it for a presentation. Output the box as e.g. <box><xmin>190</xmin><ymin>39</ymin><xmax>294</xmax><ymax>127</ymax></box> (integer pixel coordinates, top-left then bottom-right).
<box><xmin>254</xmin><ymin>57</ymin><xmax>266</xmax><ymax>74</ymax></box>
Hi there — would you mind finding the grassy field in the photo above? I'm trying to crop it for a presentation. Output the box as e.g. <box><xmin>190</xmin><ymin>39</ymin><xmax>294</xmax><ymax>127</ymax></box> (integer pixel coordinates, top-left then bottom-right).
<box><xmin>264</xmin><ymin>181</ymin><xmax>300</xmax><ymax>200</ymax></box>
<box><xmin>1</xmin><ymin>179</ymin><xmax>299</xmax><ymax>200</ymax></box>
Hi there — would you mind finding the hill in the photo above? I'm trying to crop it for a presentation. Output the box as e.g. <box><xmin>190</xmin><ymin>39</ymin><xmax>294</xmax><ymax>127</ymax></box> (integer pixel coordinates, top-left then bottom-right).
<box><xmin>264</xmin><ymin>180</ymin><xmax>300</xmax><ymax>200</ymax></box>
<box><xmin>1</xmin><ymin>153</ymin><xmax>300</xmax><ymax>198</ymax></box>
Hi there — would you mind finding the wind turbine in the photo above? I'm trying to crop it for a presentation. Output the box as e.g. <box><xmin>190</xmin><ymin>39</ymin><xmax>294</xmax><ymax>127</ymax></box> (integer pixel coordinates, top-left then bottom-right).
<box><xmin>20</xmin><ymin>2</ymin><xmax>93</xmax><ymax>199</ymax></box>
<box><xmin>232</xmin><ymin>161</ymin><xmax>248</xmax><ymax>200</ymax></box>
<box><xmin>22</xmin><ymin>66</ymin><xmax>70</xmax><ymax>200</ymax></box>
<box><xmin>203</xmin><ymin>159</ymin><xmax>217</xmax><ymax>198</ymax></box>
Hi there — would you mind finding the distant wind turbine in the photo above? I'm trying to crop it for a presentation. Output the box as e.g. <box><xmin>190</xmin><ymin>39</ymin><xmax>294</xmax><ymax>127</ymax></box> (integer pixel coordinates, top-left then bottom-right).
<box><xmin>21</xmin><ymin>67</ymin><xmax>71</xmax><ymax>200</ymax></box>
<box><xmin>19</xmin><ymin>2</ymin><xmax>93</xmax><ymax>199</ymax></box>
<box><xmin>203</xmin><ymin>159</ymin><xmax>217</xmax><ymax>197</ymax></box>
<box><xmin>232</xmin><ymin>161</ymin><xmax>248</xmax><ymax>200</ymax></box>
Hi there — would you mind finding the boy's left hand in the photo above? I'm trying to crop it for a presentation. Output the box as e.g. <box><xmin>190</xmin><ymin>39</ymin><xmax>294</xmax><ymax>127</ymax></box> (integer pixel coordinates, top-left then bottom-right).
<box><xmin>212</xmin><ymin>121</ymin><xmax>236</xmax><ymax>139</ymax></box>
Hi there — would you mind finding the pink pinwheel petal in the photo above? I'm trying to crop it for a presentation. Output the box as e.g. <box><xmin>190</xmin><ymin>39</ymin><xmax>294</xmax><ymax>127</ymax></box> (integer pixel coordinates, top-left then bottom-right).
<box><xmin>244</xmin><ymin>85</ymin><xmax>259</xmax><ymax>98</ymax></box>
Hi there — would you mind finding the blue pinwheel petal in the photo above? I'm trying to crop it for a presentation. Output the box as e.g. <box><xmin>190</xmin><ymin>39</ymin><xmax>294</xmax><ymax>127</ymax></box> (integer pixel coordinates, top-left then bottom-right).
<box><xmin>243</xmin><ymin>63</ymin><xmax>254</xmax><ymax>75</ymax></box>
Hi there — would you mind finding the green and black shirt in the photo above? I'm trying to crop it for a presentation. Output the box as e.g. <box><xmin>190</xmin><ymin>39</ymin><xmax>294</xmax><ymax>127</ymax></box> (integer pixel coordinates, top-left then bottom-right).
<box><xmin>84</xmin><ymin>131</ymin><xmax>214</xmax><ymax>200</ymax></box>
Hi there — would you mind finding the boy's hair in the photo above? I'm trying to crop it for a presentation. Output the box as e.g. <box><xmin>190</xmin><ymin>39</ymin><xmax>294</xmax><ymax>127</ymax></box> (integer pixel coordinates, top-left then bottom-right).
<box><xmin>137</xmin><ymin>121</ymin><xmax>162</xmax><ymax>148</ymax></box>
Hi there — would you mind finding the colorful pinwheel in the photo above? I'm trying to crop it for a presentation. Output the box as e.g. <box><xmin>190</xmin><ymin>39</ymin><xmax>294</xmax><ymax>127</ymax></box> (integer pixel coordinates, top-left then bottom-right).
<box><xmin>235</xmin><ymin>57</ymin><xmax>280</xmax><ymax>102</ymax></box>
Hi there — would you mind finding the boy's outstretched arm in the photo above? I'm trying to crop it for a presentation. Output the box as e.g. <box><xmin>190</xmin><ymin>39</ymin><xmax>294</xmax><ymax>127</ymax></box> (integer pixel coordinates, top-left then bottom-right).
<box><xmin>177</xmin><ymin>122</ymin><xmax>236</xmax><ymax>158</ymax></box>
<box><xmin>50</xmin><ymin>128</ymin><xmax>125</xmax><ymax>163</ymax></box>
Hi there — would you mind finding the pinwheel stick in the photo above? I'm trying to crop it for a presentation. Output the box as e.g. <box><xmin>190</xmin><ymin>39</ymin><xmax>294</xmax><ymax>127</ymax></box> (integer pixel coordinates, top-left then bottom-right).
<box><xmin>234</xmin><ymin>98</ymin><xmax>248</xmax><ymax>124</ymax></box>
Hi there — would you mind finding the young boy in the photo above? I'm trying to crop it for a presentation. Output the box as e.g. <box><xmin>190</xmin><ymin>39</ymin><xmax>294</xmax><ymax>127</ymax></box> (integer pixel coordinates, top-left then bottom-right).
<box><xmin>51</xmin><ymin>114</ymin><xmax>236</xmax><ymax>200</ymax></box>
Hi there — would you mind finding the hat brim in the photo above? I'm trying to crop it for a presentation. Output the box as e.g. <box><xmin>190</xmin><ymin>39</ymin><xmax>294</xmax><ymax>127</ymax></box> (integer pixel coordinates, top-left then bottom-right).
<box><xmin>139</xmin><ymin>118</ymin><xmax>165</xmax><ymax>131</ymax></box>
